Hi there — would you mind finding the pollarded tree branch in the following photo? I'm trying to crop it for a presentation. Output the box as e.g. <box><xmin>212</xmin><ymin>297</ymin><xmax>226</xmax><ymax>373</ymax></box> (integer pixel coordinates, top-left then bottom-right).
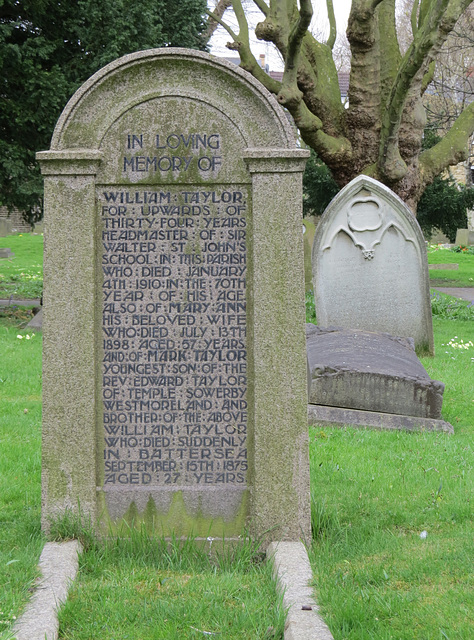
<box><xmin>326</xmin><ymin>0</ymin><xmax>337</xmax><ymax>50</ymax></box>
<box><xmin>253</xmin><ymin>0</ymin><xmax>269</xmax><ymax>16</ymax></box>
<box><xmin>378</xmin><ymin>0</ymin><xmax>472</xmax><ymax>183</ymax></box>
<box><xmin>206</xmin><ymin>1</ymin><xmax>281</xmax><ymax>93</ymax></box>
<box><xmin>411</xmin><ymin>0</ymin><xmax>420</xmax><ymax>35</ymax></box>
<box><xmin>420</xmin><ymin>100</ymin><xmax>474</xmax><ymax>185</ymax></box>
<box><xmin>205</xmin><ymin>8</ymin><xmax>238</xmax><ymax>40</ymax></box>
<box><xmin>281</xmin><ymin>0</ymin><xmax>312</xmax><ymax>87</ymax></box>
<box><xmin>204</xmin><ymin>0</ymin><xmax>233</xmax><ymax>43</ymax></box>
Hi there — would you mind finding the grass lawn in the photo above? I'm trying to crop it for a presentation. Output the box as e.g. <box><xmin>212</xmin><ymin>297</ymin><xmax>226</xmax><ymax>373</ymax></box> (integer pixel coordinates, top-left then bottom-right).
<box><xmin>0</xmin><ymin>321</ymin><xmax>43</xmax><ymax>638</ymax></box>
<box><xmin>57</xmin><ymin>534</ymin><xmax>285</xmax><ymax>640</ymax></box>
<box><xmin>308</xmin><ymin>315</ymin><xmax>473</xmax><ymax>640</ymax></box>
<box><xmin>428</xmin><ymin>245</ymin><xmax>474</xmax><ymax>287</ymax></box>
<box><xmin>0</xmin><ymin>234</ymin><xmax>43</xmax><ymax>300</ymax></box>
<box><xmin>0</xmin><ymin>237</ymin><xmax>472</xmax><ymax>639</ymax></box>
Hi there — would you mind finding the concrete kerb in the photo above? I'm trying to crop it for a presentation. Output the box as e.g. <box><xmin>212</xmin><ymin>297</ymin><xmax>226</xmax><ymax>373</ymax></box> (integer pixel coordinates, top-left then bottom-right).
<box><xmin>267</xmin><ymin>541</ymin><xmax>334</xmax><ymax>640</ymax></box>
<box><xmin>12</xmin><ymin>540</ymin><xmax>82</xmax><ymax>640</ymax></box>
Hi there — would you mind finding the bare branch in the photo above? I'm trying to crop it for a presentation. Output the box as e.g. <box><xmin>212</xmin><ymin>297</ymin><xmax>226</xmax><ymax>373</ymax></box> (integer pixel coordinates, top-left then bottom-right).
<box><xmin>421</xmin><ymin>59</ymin><xmax>435</xmax><ymax>93</ymax></box>
<box><xmin>204</xmin><ymin>1</ymin><xmax>233</xmax><ymax>43</ymax></box>
<box><xmin>252</xmin><ymin>0</ymin><xmax>269</xmax><ymax>16</ymax></box>
<box><xmin>411</xmin><ymin>0</ymin><xmax>420</xmax><ymax>35</ymax></box>
<box><xmin>326</xmin><ymin>0</ymin><xmax>337</xmax><ymax>50</ymax></box>
<box><xmin>282</xmin><ymin>0</ymin><xmax>312</xmax><ymax>86</ymax></box>
<box><xmin>208</xmin><ymin>1</ymin><xmax>281</xmax><ymax>94</ymax></box>
<box><xmin>205</xmin><ymin>9</ymin><xmax>238</xmax><ymax>40</ymax></box>
<box><xmin>232</xmin><ymin>0</ymin><xmax>250</xmax><ymax>44</ymax></box>
<box><xmin>420</xmin><ymin>101</ymin><xmax>474</xmax><ymax>185</ymax></box>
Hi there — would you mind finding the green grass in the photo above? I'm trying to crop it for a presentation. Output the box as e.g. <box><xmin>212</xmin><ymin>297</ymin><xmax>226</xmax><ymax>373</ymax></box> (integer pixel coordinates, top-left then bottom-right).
<box><xmin>0</xmin><ymin>234</ymin><xmax>43</xmax><ymax>299</ymax></box>
<box><xmin>428</xmin><ymin>246</ymin><xmax>474</xmax><ymax>287</ymax></box>
<box><xmin>0</xmin><ymin>323</ymin><xmax>43</xmax><ymax>639</ymax></box>
<box><xmin>56</xmin><ymin>533</ymin><xmax>284</xmax><ymax>640</ymax></box>
<box><xmin>1</xmin><ymin>238</ymin><xmax>473</xmax><ymax>639</ymax></box>
<box><xmin>308</xmin><ymin>316</ymin><xmax>474</xmax><ymax>640</ymax></box>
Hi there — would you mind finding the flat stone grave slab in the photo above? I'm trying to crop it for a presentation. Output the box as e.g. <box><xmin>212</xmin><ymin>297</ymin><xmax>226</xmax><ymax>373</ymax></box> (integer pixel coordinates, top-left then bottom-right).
<box><xmin>306</xmin><ymin>325</ymin><xmax>447</xmax><ymax>421</ymax></box>
<box><xmin>428</xmin><ymin>263</ymin><xmax>459</xmax><ymax>270</ymax></box>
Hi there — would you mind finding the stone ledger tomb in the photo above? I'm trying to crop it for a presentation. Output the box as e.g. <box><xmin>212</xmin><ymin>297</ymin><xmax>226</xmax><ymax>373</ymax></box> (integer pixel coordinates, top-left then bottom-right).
<box><xmin>312</xmin><ymin>176</ymin><xmax>434</xmax><ymax>355</ymax></box>
<box><xmin>38</xmin><ymin>49</ymin><xmax>310</xmax><ymax>542</ymax></box>
<box><xmin>306</xmin><ymin>325</ymin><xmax>452</xmax><ymax>433</ymax></box>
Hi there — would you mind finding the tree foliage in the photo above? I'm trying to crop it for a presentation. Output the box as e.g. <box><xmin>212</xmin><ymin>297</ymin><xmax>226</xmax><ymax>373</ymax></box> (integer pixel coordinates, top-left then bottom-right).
<box><xmin>206</xmin><ymin>0</ymin><xmax>474</xmax><ymax>211</ymax></box>
<box><xmin>0</xmin><ymin>0</ymin><xmax>207</xmax><ymax>222</ymax></box>
<box><xmin>417</xmin><ymin>126</ymin><xmax>474</xmax><ymax>241</ymax></box>
<box><xmin>417</xmin><ymin>175</ymin><xmax>474</xmax><ymax>241</ymax></box>
<box><xmin>302</xmin><ymin>149</ymin><xmax>339</xmax><ymax>217</ymax></box>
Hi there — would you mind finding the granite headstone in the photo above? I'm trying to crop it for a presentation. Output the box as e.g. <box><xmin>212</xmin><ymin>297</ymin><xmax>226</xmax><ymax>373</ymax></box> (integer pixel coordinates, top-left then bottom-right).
<box><xmin>37</xmin><ymin>49</ymin><xmax>310</xmax><ymax>543</ymax></box>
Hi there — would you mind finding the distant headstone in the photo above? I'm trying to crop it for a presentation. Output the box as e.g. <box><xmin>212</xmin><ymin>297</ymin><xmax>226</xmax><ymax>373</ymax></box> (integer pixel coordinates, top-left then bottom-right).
<box><xmin>37</xmin><ymin>49</ymin><xmax>310</xmax><ymax>543</ymax></box>
<box><xmin>0</xmin><ymin>248</ymin><xmax>14</xmax><ymax>259</ymax></box>
<box><xmin>312</xmin><ymin>176</ymin><xmax>434</xmax><ymax>355</ymax></box>
<box><xmin>455</xmin><ymin>229</ymin><xmax>474</xmax><ymax>246</ymax></box>
<box><xmin>26</xmin><ymin>307</ymin><xmax>43</xmax><ymax>330</ymax></box>
<box><xmin>33</xmin><ymin>222</ymin><xmax>45</xmax><ymax>234</ymax></box>
<box><xmin>0</xmin><ymin>220</ymin><xmax>13</xmax><ymax>237</ymax></box>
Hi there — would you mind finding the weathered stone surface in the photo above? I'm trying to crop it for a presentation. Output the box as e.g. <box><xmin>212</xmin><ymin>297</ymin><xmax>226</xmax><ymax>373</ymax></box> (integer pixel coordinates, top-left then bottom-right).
<box><xmin>306</xmin><ymin>325</ymin><xmax>444</xmax><ymax>419</ymax></box>
<box><xmin>312</xmin><ymin>176</ymin><xmax>434</xmax><ymax>355</ymax></box>
<box><xmin>37</xmin><ymin>49</ymin><xmax>310</xmax><ymax>543</ymax></box>
<box><xmin>307</xmin><ymin>405</ymin><xmax>454</xmax><ymax>434</ymax></box>
<box><xmin>267</xmin><ymin>541</ymin><xmax>334</xmax><ymax>640</ymax></box>
<box><xmin>0</xmin><ymin>219</ymin><xmax>12</xmax><ymax>236</ymax></box>
<box><xmin>12</xmin><ymin>541</ymin><xmax>81</xmax><ymax>640</ymax></box>
<box><xmin>0</xmin><ymin>247</ymin><xmax>14</xmax><ymax>259</ymax></box>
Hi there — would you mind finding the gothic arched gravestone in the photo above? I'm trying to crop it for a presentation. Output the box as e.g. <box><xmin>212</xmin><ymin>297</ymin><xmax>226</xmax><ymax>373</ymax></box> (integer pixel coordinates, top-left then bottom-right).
<box><xmin>312</xmin><ymin>176</ymin><xmax>434</xmax><ymax>355</ymax></box>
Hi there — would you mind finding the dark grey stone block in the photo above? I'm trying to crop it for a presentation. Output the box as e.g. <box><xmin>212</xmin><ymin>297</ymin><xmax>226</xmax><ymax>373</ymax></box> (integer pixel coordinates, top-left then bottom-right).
<box><xmin>306</xmin><ymin>325</ymin><xmax>445</xmax><ymax>419</ymax></box>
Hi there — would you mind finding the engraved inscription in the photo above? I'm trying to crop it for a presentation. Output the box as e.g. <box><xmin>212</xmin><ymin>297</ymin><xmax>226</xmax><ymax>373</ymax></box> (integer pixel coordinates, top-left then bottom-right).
<box><xmin>99</xmin><ymin>186</ymin><xmax>248</xmax><ymax>488</ymax></box>
<box><xmin>122</xmin><ymin>132</ymin><xmax>222</xmax><ymax>175</ymax></box>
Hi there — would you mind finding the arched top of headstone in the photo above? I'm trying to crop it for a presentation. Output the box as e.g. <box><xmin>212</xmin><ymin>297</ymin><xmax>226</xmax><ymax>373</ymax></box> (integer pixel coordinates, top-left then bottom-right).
<box><xmin>50</xmin><ymin>48</ymin><xmax>296</xmax><ymax>151</ymax></box>
<box><xmin>313</xmin><ymin>175</ymin><xmax>426</xmax><ymax>260</ymax></box>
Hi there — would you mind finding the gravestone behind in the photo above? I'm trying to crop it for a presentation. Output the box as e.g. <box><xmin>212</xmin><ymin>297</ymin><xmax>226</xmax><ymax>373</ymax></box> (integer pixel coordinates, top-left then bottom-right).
<box><xmin>312</xmin><ymin>176</ymin><xmax>434</xmax><ymax>355</ymax></box>
<box><xmin>0</xmin><ymin>219</ymin><xmax>12</xmax><ymax>237</ymax></box>
<box><xmin>455</xmin><ymin>229</ymin><xmax>474</xmax><ymax>246</ymax></box>
<box><xmin>37</xmin><ymin>49</ymin><xmax>310</xmax><ymax>543</ymax></box>
<box><xmin>302</xmin><ymin>219</ymin><xmax>316</xmax><ymax>292</ymax></box>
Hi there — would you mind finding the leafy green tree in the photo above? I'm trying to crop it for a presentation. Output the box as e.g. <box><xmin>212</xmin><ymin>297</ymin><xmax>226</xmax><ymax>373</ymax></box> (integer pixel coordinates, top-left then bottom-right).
<box><xmin>415</xmin><ymin>125</ymin><xmax>473</xmax><ymax>242</ymax></box>
<box><xmin>417</xmin><ymin>176</ymin><xmax>474</xmax><ymax>242</ymax></box>
<box><xmin>0</xmin><ymin>0</ymin><xmax>207</xmax><ymax>223</ymax></box>
<box><xmin>302</xmin><ymin>149</ymin><xmax>339</xmax><ymax>217</ymax></box>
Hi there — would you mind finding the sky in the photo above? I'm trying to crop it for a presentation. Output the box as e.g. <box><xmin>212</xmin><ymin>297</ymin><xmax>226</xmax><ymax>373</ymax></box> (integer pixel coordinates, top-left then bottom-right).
<box><xmin>208</xmin><ymin>1</ymin><xmax>352</xmax><ymax>71</ymax></box>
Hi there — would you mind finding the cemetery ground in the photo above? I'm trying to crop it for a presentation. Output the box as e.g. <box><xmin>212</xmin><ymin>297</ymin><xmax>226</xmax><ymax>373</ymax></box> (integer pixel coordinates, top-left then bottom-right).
<box><xmin>0</xmin><ymin>234</ymin><xmax>473</xmax><ymax>640</ymax></box>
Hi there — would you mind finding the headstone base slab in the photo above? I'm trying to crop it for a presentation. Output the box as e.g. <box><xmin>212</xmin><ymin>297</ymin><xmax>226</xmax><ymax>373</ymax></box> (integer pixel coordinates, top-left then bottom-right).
<box><xmin>308</xmin><ymin>404</ymin><xmax>453</xmax><ymax>433</ymax></box>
